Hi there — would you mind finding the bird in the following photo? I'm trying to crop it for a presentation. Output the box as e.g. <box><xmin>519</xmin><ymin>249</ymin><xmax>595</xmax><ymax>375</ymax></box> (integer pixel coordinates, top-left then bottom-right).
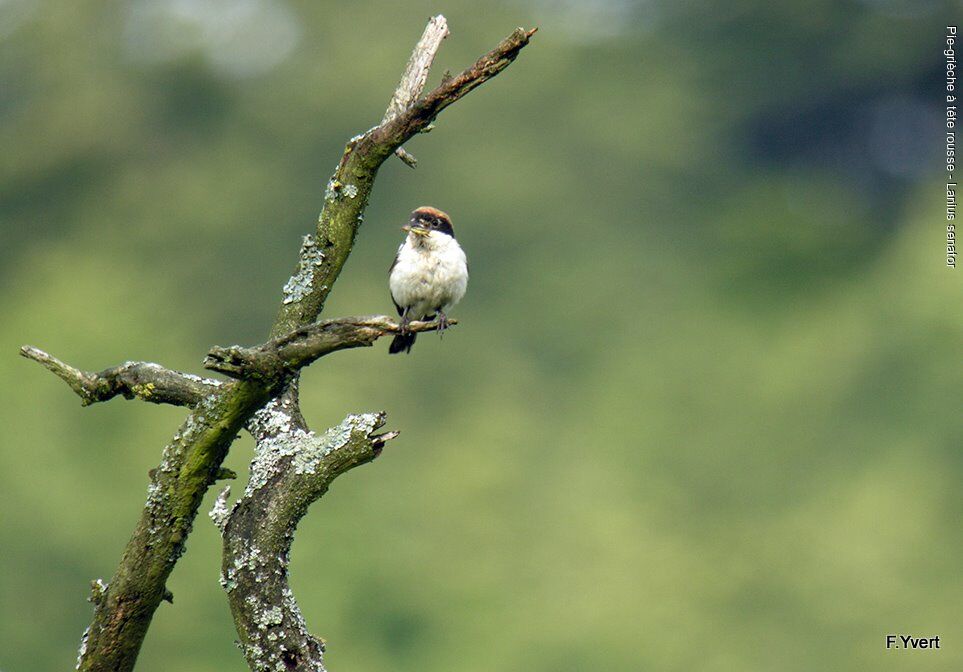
<box><xmin>388</xmin><ymin>206</ymin><xmax>468</xmax><ymax>354</ymax></box>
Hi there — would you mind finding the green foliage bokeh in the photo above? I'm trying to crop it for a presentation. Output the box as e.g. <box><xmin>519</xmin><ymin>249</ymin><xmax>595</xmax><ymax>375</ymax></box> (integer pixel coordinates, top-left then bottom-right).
<box><xmin>1</xmin><ymin>1</ymin><xmax>959</xmax><ymax>670</ymax></box>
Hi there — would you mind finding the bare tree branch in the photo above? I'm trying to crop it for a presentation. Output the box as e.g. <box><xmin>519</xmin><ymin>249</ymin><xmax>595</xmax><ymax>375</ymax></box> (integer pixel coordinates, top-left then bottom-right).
<box><xmin>372</xmin><ymin>26</ymin><xmax>537</xmax><ymax>150</ymax></box>
<box><xmin>213</xmin><ymin>410</ymin><xmax>398</xmax><ymax>672</ymax></box>
<box><xmin>204</xmin><ymin>315</ymin><xmax>456</xmax><ymax>379</ymax></box>
<box><xmin>383</xmin><ymin>15</ymin><xmax>450</xmax><ymax>122</ymax></box>
<box><xmin>60</xmin><ymin>17</ymin><xmax>534</xmax><ymax>672</ymax></box>
<box><xmin>383</xmin><ymin>14</ymin><xmax>449</xmax><ymax>167</ymax></box>
<box><xmin>19</xmin><ymin>346</ymin><xmax>219</xmax><ymax>407</ymax></box>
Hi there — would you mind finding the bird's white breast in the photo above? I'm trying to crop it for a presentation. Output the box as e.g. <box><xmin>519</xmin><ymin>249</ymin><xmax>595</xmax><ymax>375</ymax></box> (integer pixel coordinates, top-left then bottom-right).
<box><xmin>389</xmin><ymin>231</ymin><xmax>468</xmax><ymax>319</ymax></box>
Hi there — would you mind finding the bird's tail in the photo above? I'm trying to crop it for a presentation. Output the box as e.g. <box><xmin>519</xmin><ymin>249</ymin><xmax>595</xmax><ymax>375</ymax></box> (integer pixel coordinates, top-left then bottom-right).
<box><xmin>388</xmin><ymin>332</ymin><xmax>417</xmax><ymax>354</ymax></box>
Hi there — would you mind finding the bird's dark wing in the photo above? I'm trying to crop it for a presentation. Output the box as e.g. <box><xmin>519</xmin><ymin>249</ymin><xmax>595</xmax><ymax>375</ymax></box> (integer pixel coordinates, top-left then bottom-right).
<box><xmin>389</xmin><ymin>245</ymin><xmax>404</xmax><ymax>316</ymax></box>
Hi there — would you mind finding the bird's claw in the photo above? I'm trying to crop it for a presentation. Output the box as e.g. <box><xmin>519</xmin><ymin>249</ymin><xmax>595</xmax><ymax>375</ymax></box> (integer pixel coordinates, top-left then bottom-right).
<box><xmin>436</xmin><ymin>311</ymin><xmax>449</xmax><ymax>339</ymax></box>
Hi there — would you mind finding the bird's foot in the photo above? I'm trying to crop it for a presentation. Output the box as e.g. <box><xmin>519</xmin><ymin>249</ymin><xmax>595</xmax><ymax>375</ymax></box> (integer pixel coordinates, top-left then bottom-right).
<box><xmin>436</xmin><ymin>311</ymin><xmax>449</xmax><ymax>338</ymax></box>
<box><xmin>399</xmin><ymin>312</ymin><xmax>411</xmax><ymax>336</ymax></box>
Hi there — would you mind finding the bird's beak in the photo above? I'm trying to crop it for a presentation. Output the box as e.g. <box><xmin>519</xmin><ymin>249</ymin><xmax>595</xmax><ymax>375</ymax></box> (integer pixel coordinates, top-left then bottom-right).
<box><xmin>402</xmin><ymin>224</ymin><xmax>429</xmax><ymax>236</ymax></box>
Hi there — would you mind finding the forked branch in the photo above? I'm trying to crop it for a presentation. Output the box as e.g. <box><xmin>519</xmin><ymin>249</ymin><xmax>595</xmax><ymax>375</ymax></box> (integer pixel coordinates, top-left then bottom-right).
<box><xmin>383</xmin><ymin>14</ymin><xmax>450</xmax><ymax>166</ymax></box>
<box><xmin>214</xmin><ymin>410</ymin><xmax>399</xmax><ymax>672</ymax></box>
<box><xmin>269</xmin><ymin>22</ymin><xmax>535</xmax><ymax>337</ymax></box>
<box><xmin>24</xmin><ymin>15</ymin><xmax>534</xmax><ymax>672</ymax></box>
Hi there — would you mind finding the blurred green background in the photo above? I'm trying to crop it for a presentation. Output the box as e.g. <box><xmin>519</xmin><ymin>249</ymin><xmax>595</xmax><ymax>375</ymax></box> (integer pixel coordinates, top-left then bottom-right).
<box><xmin>1</xmin><ymin>0</ymin><xmax>960</xmax><ymax>670</ymax></box>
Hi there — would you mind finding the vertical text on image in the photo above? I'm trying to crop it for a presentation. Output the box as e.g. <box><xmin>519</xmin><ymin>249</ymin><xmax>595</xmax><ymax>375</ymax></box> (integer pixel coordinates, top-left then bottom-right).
<box><xmin>946</xmin><ymin>26</ymin><xmax>957</xmax><ymax>267</ymax></box>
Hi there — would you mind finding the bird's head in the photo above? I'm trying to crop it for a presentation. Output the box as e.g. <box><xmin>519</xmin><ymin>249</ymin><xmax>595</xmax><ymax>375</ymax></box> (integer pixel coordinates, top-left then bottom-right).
<box><xmin>402</xmin><ymin>206</ymin><xmax>454</xmax><ymax>238</ymax></box>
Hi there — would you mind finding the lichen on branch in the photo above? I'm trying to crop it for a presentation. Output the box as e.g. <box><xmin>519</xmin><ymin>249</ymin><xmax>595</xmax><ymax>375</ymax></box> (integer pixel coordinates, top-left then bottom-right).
<box><xmin>214</xmin><ymin>410</ymin><xmax>398</xmax><ymax>672</ymax></box>
<box><xmin>19</xmin><ymin>346</ymin><xmax>220</xmax><ymax>407</ymax></box>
